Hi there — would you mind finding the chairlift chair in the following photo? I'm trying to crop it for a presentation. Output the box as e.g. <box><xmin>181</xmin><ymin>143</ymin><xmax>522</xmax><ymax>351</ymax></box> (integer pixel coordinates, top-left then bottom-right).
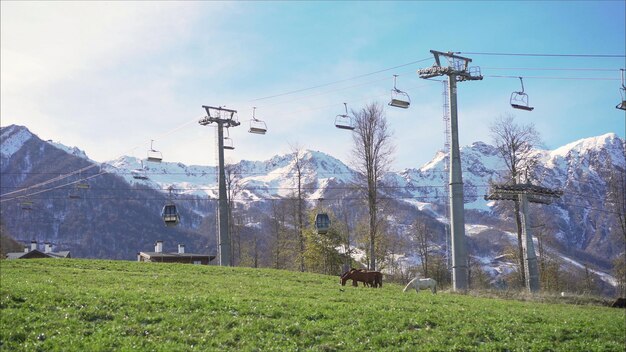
<box><xmin>510</xmin><ymin>77</ymin><xmax>534</xmax><ymax>111</ymax></box>
<box><xmin>132</xmin><ymin>169</ymin><xmax>149</xmax><ymax>180</ymax></box>
<box><xmin>224</xmin><ymin>128</ymin><xmax>235</xmax><ymax>150</ymax></box>
<box><xmin>249</xmin><ymin>107</ymin><xmax>267</xmax><ymax>134</ymax></box>
<box><xmin>617</xmin><ymin>89</ymin><xmax>626</xmax><ymax>111</ymax></box>
<box><xmin>147</xmin><ymin>140</ymin><xmax>163</xmax><ymax>162</ymax></box>
<box><xmin>75</xmin><ymin>181</ymin><xmax>90</xmax><ymax>189</ymax></box>
<box><xmin>20</xmin><ymin>200</ymin><xmax>34</xmax><ymax>211</ymax></box>
<box><xmin>617</xmin><ymin>70</ymin><xmax>626</xmax><ymax>111</ymax></box>
<box><xmin>68</xmin><ymin>188</ymin><xmax>81</xmax><ymax>199</ymax></box>
<box><xmin>388</xmin><ymin>75</ymin><xmax>411</xmax><ymax>109</ymax></box>
<box><xmin>68</xmin><ymin>180</ymin><xmax>89</xmax><ymax>199</ymax></box>
<box><xmin>335</xmin><ymin>103</ymin><xmax>355</xmax><ymax>130</ymax></box>
<box><xmin>132</xmin><ymin>160</ymin><xmax>149</xmax><ymax>180</ymax></box>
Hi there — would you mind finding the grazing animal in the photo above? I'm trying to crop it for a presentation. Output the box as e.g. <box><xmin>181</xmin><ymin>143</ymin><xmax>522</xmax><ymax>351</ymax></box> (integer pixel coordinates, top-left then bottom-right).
<box><xmin>340</xmin><ymin>268</ymin><xmax>383</xmax><ymax>288</ymax></box>
<box><xmin>610</xmin><ymin>297</ymin><xmax>626</xmax><ymax>308</ymax></box>
<box><xmin>403</xmin><ymin>277</ymin><xmax>437</xmax><ymax>294</ymax></box>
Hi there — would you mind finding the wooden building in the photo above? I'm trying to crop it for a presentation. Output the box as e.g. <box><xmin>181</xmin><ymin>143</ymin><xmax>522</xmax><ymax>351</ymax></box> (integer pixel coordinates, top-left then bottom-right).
<box><xmin>137</xmin><ymin>241</ymin><xmax>215</xmax><ymax>265</ymax></box>
<box><xmin>5</xmin><ymin>241</ymin><xmax>71</xmax><ymax>260</ymax></box>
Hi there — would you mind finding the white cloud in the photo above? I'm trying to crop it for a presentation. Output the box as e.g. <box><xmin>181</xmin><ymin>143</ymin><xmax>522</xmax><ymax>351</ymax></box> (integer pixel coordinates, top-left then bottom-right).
<box><xmin>1</xmin><ymin>1</ymin><xmax>237</xmax><ymax>161</ymax></box>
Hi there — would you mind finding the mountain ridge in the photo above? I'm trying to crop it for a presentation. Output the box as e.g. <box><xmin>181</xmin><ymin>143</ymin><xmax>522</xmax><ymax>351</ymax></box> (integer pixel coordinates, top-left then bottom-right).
<box><xmin>1</xmin><ymin>124</ymin><xmax>624</xmax><ymax>294</ymax></box>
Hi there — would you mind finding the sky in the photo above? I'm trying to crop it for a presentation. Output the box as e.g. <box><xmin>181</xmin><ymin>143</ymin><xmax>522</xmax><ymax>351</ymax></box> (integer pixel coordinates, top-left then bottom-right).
<box><xmin>1</xmin><ymin>1</ymin><xmax>625</xmax><ymax>171</ymax></box>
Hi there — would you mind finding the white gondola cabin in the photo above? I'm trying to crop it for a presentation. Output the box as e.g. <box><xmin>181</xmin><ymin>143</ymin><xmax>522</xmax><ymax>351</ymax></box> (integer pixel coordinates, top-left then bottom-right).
<box><xmin>388</xmin><ymin>74</ymin><xmax>410</xmax><ymax>109</ymax></box>
<box><xmin>335</xmin><ymin>103</ymin><xmax>354</xmax><ymax>130</ymax></box>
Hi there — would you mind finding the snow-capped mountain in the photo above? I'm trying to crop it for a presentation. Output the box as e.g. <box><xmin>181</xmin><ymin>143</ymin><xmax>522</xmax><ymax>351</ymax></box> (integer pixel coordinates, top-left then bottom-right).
<box><xmin>1</xmin><ymin>124</ymin><xmax>624</xmax><ymax>294</ymax></box>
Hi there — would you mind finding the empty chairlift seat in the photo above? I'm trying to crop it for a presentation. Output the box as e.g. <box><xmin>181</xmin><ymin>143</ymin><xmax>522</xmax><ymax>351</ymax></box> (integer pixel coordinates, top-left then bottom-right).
<box><xmin>249</xmin><ymin>108</ymin><xmax>267</xmax><ymax>134</ymax></box>
<box><xmin>510</xmin><ymin>77</ymin><xmax>534</xmax><ymax>111</ymax></box>
<box><xmin>335</xmin><ymin>103</ymin><xmax>355</xmax><ymax>130</ymax></box>
<box><xmin>617</xmin><ymin>70</ymin><xmax>626</xmax><ymax>111</ymax></box>
<box><xmin>388</xmin><ymin>74</ymin><xmax>410</xmax><ymax>109</ymax></box>
<box><xmin>132</xmin><ymin>169</ymin><xmax>149</xmax><ymax>180</ymax></box>
<box><xmin>147</xmin><ymin>140</ymin><xmax>163</xmax><ymax>162</ymax></box>
<box><xmin>223</xmin><ymin>137</ymin><xmax>235</xmax><ymax>150</ymax></box>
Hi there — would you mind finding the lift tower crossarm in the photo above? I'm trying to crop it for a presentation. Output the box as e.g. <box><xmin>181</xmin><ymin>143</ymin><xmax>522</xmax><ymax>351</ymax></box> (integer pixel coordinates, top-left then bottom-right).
<box><xmin>485</xmin><ymin>183</ymin><xmax>562</xmax><ymax>293</ymax></box>
<box><xmin>419</xmin><ymin>51</ymin><xmax>483</xmax><ymax>82</ymax></box>
<box><xmin>199</xmin><ymin>105</ymin><xmax>240</xmax><ymax>267</ymax></box>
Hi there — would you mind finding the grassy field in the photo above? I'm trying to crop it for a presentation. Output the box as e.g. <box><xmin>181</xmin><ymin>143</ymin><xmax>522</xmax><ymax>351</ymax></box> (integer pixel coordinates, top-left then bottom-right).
<box><xmin>1</xmin><ymin>259</ymin><xmax>624</xmax><ymax>351</ymax></box>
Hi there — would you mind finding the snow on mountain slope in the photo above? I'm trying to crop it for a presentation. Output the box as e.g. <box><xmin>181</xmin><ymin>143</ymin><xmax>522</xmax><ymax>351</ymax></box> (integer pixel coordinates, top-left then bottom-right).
<box><xmin>104</xmin><ymin>149</ymin><xmax>358</xmax><ymax>201</ymax></box>
<box><xmin>0</xmin><ymin>125</ymin><xmax>33</xmax><ymax>158</ymax></box>
<box><xmin>49</xmin><ymin>141</ymin><xmax>91</xmax><ymax>161</ymax></box>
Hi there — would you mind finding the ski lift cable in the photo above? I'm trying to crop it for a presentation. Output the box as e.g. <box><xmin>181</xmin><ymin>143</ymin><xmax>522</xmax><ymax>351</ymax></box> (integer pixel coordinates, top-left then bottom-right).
<box><xmin>250</xmin><ymin>56</ymin><xmax>433</xmax><ymax>102</ymax></box>
<box><xmin>483</xmin><ymin>67</ymin><xmax>622</xmax><ymax>72</ymax></box>
<box><xmin>4</xmin><ymin>58</ymin><xmax>622</xmax><ymax>202</ymax></box>
<box><xmin>457</xmin><ymin>51</ymin><xmax>626</xmax><ymax>58</ymax></box>
<box><xmin>8</xmin><ymin>194</ymin><xmax>617</xmax><ymax>215</ymax></box>
<box><xmin>487</xmin><ymin>75</ymin><xmax>620</xmax><ymax>81</ymax></box>
<box><xmin>0</xmin><ymin>115</ymin><xmax>206</xmax><ymax>200</ymax></box>
<box><xmin>0</xmin><ymin>172</ymin><xmax>107</xmax><ymax>203</ymax></box>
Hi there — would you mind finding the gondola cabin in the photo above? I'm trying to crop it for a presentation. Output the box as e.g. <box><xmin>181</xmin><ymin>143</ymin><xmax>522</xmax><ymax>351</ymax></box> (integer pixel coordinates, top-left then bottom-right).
<box><xmin>162</xmin><ymin>203</ymin><xmax>180</xmax><ymax>227</ymax></box>
<box><xmin>315</xmin><ymin>213</ymin><xmax>331</xmax><ymax>234</ymax></box>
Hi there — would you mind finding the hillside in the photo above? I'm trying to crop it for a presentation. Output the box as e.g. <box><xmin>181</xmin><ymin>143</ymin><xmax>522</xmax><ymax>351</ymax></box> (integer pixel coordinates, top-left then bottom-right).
<box><xmin>1</xmin><ymin>259</ymin><xmax>624</xmax><ymax>351</ymax></box>
<box><xmin>1</xmin><ymin>124</ymin><xmax>624</xmax><ymax>295</ymax></box>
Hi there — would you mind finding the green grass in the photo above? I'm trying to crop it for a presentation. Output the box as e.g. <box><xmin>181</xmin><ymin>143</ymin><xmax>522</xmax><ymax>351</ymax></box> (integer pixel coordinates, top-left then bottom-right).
<box><xmin>1</xmin><ymin>259</ymin><xmax>624</xmax><ymax>351</ymax></box>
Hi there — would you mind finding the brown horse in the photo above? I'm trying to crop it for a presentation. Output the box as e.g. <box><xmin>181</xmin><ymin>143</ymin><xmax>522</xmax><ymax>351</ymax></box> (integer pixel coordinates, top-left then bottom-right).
<box><xmin>340</xmin><ymin>268</ymin><xmax>383</xmax><ymax>288</ymax></box>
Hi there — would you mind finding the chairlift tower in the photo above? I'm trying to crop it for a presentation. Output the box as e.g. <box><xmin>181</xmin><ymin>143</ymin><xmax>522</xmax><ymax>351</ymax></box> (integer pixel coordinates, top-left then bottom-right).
<box><xmin>418</xmin><ymin>50</ymin><xmax>483</xmax><ymax>292</ymax></box>
<box><xmin>199</xmin><ymin>105</ymin><xmax>240</xmax><ymax>266</ymax></box>
<box><xmin>441</xmin><ymin>79</ymin><xmax>451</xmax><ymax>269</ymax></box>
<box><xmin>485</xmin><ymin>183</ymin><xmax>562</xmax><ymax>293</ymax></box>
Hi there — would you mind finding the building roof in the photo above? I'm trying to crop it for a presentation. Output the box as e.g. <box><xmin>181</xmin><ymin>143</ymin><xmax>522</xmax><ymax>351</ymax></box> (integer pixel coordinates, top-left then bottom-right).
<box><xmin>138</xmin><ymin>252</ymin><xmax>216</xmax><ymax>260</ymax></box>
<box><xmin>5</xmin><ymin>250</ymin><xmax>71</xmax><ymax>260</ymax></box>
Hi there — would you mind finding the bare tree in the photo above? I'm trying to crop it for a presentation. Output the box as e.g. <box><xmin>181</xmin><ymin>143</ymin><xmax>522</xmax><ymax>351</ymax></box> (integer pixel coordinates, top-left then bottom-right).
<box><xmin>269</xmin><ymin>198</ymin><xmax>291</xmax><ymax>269</ymax></box>
<box><xmin>351</xmin><ymin>102</ymin><xmax>394</xmax><ymax>271</ymax></box>
<box><xmin>490</xmin><ymin>113</ymin><xmax>541</xmax><ymax>286</ymax></box>
<box><xmin>606</xmin><ymin>163</ymin><xmax>626</xmax><ymax>243</ymax></box>
<box><xmin>225</xmin><ymin>162</ymin><xmax>243</xmax><ymax>265</ymax></box>
<box><xmin>289</xmin><ymin>143</ymin><xmax>311</xmax><ymax>272</ymax></box>
<box><xmin>411</xmin><ymin>218</ymin><xmax>431</xmax><ymax>277</ymax></box>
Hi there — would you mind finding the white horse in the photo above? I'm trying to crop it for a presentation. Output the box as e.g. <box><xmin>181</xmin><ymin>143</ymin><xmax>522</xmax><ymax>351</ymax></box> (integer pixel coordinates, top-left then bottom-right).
<box><xmin>403</xmin><ymin>278</ymin><xmax>437</xmax><ymax>294</ymax></box>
